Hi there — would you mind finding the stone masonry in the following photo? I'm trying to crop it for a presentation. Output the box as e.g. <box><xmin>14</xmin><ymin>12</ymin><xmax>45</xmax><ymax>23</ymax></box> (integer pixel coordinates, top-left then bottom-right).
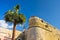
<box><xmin>27</xmin><ymin>16</ymin><xmax>60</xmax><ymax>40</ymax></box>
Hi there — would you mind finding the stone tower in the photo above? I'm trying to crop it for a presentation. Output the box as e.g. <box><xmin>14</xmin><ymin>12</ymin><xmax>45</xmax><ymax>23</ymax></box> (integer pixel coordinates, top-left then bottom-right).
<box><xmin>27</xmin><ymin>16</ymin><xmax>60</xmax><ymax>40</ymax></box>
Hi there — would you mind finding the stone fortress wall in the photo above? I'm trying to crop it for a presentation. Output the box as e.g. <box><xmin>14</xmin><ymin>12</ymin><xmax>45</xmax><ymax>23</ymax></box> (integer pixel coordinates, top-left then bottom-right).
<box><xmin>27</xmin><ymin>16</ymin><xmax>60</xmax><ymax>40</ymax></box>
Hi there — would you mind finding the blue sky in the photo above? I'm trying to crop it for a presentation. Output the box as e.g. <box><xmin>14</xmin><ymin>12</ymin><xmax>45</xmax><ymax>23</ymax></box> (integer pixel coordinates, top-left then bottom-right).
<box><xmin>0</xmin><ymin>0</ymin><xmax>60</xmax><ymax>31</ymax></box>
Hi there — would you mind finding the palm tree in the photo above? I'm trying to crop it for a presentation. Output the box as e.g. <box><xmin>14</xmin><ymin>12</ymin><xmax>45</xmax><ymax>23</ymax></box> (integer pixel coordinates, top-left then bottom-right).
<box><xmin>4</xmin><ymin>5</ymin><xmax>26</xmax><ymax>40</ymax></box>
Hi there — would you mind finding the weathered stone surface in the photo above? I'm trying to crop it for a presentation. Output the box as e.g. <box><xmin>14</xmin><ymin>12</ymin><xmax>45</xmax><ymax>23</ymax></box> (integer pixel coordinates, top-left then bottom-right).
<box><xmin>27</xmin><ymin>16</ymin><xmax>60</xmax><ymax>40</ymax></box>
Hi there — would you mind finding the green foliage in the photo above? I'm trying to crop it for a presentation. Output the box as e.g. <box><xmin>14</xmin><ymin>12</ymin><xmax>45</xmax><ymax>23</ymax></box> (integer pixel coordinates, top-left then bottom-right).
<box><xmin>19</xmin><ymin>14</ymin><xmax>26</xmax><ymax>24</ymax></box>
<box><xmin>5</xmin><ymin>10</ymin><xmax>14</xmax><ymax>22</ymax></box>
<box><xmin>15</xmin><ymin>5</ymin><xmax>20</xmax><ymax>10</ymax></box>
<box><xmin>4</xmin><ymin>5</ymin><xmax>26</xmax><ymax>24</ymax></box>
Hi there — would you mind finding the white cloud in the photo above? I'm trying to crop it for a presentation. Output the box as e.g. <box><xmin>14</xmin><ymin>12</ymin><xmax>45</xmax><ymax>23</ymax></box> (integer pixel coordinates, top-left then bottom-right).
<box><xmin>0</xmin><ymin>20</ymin><xmax>13</xmax><ymax>28</ymax></box>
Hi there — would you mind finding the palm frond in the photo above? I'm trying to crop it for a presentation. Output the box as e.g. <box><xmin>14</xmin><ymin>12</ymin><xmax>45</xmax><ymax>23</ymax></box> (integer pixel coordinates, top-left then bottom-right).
<box><xmin>4</xmin><ymin>10</ymin><xmax>14</xmax><ymax>22</ymax></box>
<box><xmin>14</xmin><ymin>5</ymin><xmax>20</xmax><ymax>11</ymax></box>
<box><xmin>4</xmin><ymin>5</ymin><xmax>26</xmax><ymax>25</ymax></box>
<box><xmin>19</xmin><ymin>14</ymin><xmax>26</xmax><ymax>24</ymax></box>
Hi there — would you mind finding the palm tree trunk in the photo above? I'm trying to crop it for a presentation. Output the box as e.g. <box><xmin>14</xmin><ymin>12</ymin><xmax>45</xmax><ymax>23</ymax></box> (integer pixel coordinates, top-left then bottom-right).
<box><xmin>12</xmin><ymin>21</ymin><xmax>16</xmax><ymax>40</ymax></box>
